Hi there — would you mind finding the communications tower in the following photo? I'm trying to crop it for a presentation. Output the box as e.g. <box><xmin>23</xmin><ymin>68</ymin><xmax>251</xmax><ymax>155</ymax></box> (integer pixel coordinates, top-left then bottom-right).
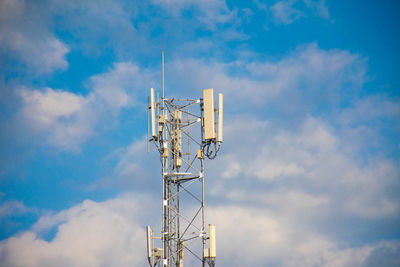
<box><xmin>146</xmin><ymin>52</ymin><xmax>223</xmax><ymax>267</ymax></box>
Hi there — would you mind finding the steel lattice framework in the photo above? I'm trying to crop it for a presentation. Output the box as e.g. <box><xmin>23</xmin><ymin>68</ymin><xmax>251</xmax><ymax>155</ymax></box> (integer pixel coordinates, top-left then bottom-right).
<box><xmin>147</xmin><ymin>91</ymin><xmax>221</xmax><ymax>267</ymax></box>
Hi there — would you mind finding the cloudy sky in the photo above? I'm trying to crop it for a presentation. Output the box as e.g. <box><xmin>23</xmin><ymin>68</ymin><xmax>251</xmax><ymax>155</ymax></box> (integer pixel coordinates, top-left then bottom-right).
<box><xmin>1</xmin><ymin>0</ymin><xmax>399</xmax><ymax>266</ymax></box>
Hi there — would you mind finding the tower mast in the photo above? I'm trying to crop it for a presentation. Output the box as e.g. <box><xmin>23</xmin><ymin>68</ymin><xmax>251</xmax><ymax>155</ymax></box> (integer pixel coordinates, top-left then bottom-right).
<box><xmin>146</xmin><ymin>49</ymin><xmax>223</xmax><ymax>267</ymax></box>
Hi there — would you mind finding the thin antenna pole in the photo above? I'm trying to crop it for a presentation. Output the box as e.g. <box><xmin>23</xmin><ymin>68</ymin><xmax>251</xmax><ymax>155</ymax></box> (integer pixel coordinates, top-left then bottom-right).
<box><xmin>147</xmin><ymin>96</ymin><xmax>150</xmax><ymax>153</ymax></box>
<box><xmin>162</xmin><ymin>41</ymin><xmax>165</xmax><ymax>100</ymax></box>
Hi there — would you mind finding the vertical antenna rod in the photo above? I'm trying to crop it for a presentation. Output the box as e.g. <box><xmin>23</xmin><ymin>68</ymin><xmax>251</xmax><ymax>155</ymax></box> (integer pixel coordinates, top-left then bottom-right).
<box><xmin>162</xmin><ymin>41</ymin><xmax>165</xmax><ymax>100</ymax></box>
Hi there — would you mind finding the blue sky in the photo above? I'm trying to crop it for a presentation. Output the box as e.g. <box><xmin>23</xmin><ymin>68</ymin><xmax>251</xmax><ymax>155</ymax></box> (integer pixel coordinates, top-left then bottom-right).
<box><xmin>0</xmin><ymin>0</ymin><xmax>399</xmax><ymax>266</ymax></box>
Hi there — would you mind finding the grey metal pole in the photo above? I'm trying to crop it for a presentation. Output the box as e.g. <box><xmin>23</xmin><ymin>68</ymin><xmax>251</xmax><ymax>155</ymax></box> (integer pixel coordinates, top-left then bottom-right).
<box><xmin>200</xmin><ymin>102</ymin><xmax>206</xmax><ymax>267</ymax></box>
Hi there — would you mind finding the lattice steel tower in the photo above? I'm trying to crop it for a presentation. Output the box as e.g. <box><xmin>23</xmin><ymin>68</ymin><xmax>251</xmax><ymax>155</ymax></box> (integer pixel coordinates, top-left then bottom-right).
<box><xmin>146</xmin><ymin>52</ymin><xmax>223</xmax><ymax>267</ymax></box>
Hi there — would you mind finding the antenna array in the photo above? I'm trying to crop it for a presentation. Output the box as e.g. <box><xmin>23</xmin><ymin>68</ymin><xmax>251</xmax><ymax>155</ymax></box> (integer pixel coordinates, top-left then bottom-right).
<box><xmin>146</xmin><ymin>55</ymin><xmax>223</xmax><ymax>267</ymax></box>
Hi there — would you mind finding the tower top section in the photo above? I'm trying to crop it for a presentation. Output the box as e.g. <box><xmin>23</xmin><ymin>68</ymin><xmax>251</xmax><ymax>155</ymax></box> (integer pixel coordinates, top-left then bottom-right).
<box><xmin>148</xmin><ymin>87</ymin><xmax>223</xmax><ymax>160</ymax></box>
<box><xmin>145</xmin><ymin>47</ymin><xmax>223</xmax><ymax>267</ymax></box>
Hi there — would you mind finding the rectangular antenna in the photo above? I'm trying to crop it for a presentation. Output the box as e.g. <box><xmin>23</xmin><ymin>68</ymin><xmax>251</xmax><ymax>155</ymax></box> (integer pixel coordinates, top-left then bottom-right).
<box><xmin>150</xmin><ymin>88</ymin><xmax>156</xmax><ymax>137</ymax></box>
<box><xmin>203</xmin><ymin>88</ymin><xmax>215</xmax><ymax>140</ymax></box>
<box><xmin>174</xmin><ymin>110</ymin><xmax>182</xmax><ymax>167</ymax></box>
<box><xmin>217</xmin><ymin>93</ymin><xmax>223</xmax><ymax>143</ymax></box>
<box><xmin>147</xmin><ymin>96</ymin><xmax>150</xmax><ymax>152</ymax></box>
<box><xmin>209</xmin><ymin>225</ymin><xmax>216</xmax><ymax>258</ymax></box>
<box><xmin>146</xmin><ymin>226</ymin><xmax>152</xmax><ymax>260</ymax></box>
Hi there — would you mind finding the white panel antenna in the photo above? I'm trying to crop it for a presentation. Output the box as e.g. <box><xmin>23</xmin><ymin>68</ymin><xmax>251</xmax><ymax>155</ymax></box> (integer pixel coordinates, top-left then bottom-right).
<box><xmin>203</xmin><ymin>88</ymin><xmax>215</xmax><ymax>140</ymax></box>
<box><xmin>146</xmin><ymin>226</ymin><xmax>152</xmax><ymax>260</ymax></box>
<box><xmin>217</xmin><ymin>93</ymin><xmax>223</xmax><ymax>143</ymax></box>
<box><xmin>150</xmin><ymin>88</ymin><xmax>156</xmax><ymax>138</ymax></box>
<box><xmin>204</xmin><ymin>224</ymin><xmax>216</xmax><ymax>267</ymax></box>
<box><xmin>209</xmin><ymin>225</ymin><xmax>216</xmax><ymax>258</ymax></box>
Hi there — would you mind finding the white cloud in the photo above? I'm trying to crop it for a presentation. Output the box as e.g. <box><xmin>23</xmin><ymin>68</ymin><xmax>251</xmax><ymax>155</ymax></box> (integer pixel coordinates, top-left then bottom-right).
<box><xmin>0</xmin><ymin>0</ymin><xmax>69</xmax><ymax>74</ymax></box>
<box><xmin>221</xmin><ymin>154</ymin><xmax>241</xmax><ymax>178</ymax></box>
<box><xmin>0</xmin><ymin>0</ymin><xmax>143</xmax><ymax>74</ymax></box>
<box><xmin>269</xmin><ymin>0</ymin><xmax>330</xmax><ymax>25</ymax></box>
<box><xmin>304</xmin><ymin>0</ymin><xmax>330</xmax><ymax>19</ymax></box>
<box><xmin>255</xmin><ymin>161</ymin><xmax>304</xmax><ymax>179</ymax></box>
<box><xmin>253</xmin><ymin>0</ymin><xmax>268</xmax><ymax>11</ymax></box>
<box><xmin>152</xmin><ymin>0</ymin><xmax>237</xmax><ymax>29</ymax></box>
<box><xmin>337</xmin><ymin>95</ymin><xmax>400</xmax><ymax>127</ymax></box>
<box><xmin>0</xmin><ymin>200</ymin><xmax>37</xmax><ymax>217</ymax></box>
<box><xmin>89</xmin><ymin>62</ymin><xmax>154</xmax><ymax>109</ymax></box>
<box><xmin>111</xmin><ymin>136</ymin><xmax>163</xmax><ymax>191</ymax></box>
<box><xmin>19</xmin><ymin>87</ymin><xmax>93</xmax><ymax>152</ymax></box>
<box><xmin>362</xmin><ymin>241</ymin><xmax>400</xmax><ymax>267</ymax></box>
<box><xmin>220</xmin><ymin>28</ymin><xmax>250</xmax><ymax>41</ymax></box>
<box><xmin>1</xmin><ymin>194</ymin><xmax>398</xmax><ymax>267</ymax></box>
<box><xmin>327</xmin><ymin>94</ymin><xmax>400</xmax><ymax>172</ymax></box>
<box><xmin>17</xmin><ymin>62</ymin><xmax>154</xmax><ymax>152</ymax></box>
<box><xmin>226</xmin><ymin>189</ymin><xmax>330</xmax><ymax>219</ymax></box>
<box><xmin>48</xmin><ymin>0</ymin><xmax>137</xmax><ymax>57</ymax></box>
<box><xmin>209</xmin><ymin>115</ymin><xmax>400</xmax><ymax>221</ymax></box>
<box><xmin>270</xmin><ymin>0</ymin><xmax>305</xmax><ymax>24</ymax></box>
<box><xmin>20</xmin><ymin>88</ymin><xmax>87</xmax><ymax>126</ymax></box>
<box><xmin>207</xmin><ymin>205</ymin><xmax>396</xmax><ymax>266</ymax></box>
<box><xmin>116</xmin><ymin>138</ymin><xmax>150</xmax><ymax>178</ymax></box>
<box><xmin>166</xmin><ymin>43</ymin><xmax>366</xmax><ymax>115</ymax></box>
<box><xmin>0</xmin><ymin>195</ymin><xmax>152</xmax><ymax>267</ymax></box>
